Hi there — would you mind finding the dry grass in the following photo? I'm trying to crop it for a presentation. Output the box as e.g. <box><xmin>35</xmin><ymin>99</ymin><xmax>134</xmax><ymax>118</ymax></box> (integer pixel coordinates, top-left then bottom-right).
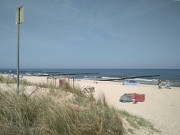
<box><xmin>0</xmin><ymin>75</ymin><xmax>31</xmax><ymax>86</ymax></box>
<box><xmin>0</xmin><ymin>75</ymin><xmax>160</xmax><ymax>135</ymax></box>
<box><xmin>0</xmin><ymin>88</ymin><xmax>124</xmax><ymax>135</ymax></box>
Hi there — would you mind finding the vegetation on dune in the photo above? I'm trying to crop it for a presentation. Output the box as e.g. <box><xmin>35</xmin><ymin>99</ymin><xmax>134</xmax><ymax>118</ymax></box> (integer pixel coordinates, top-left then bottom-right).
<box><xmin>0</xmin><ymin>75</ymin><xmax>83</xmax><ymax>97</ymax></box>
<box><xmin>118</xmin><ymin>110</ymin><xmax>160</xmax><ymax>134</ymax></box>
<box><xmin>0</xmin><ymin>91</ymin><xmax>124</xmax><ymax>135</ymax></box>
<box><xmin>0</xmin><ymin>74</ymin><xmax>160</xmax><ymax>135</ymax></box>
<box><xmin>0</xmin><ymin>75</ymin><xmax>31</xmax><ymax>86</ymax></box>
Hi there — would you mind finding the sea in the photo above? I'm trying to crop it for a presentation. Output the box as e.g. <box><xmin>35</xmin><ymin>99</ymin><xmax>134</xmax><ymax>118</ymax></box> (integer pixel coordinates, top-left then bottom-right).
<box><xmin>0</xmin><ymin>69</ymin><xmax>180</xmax><ymax>87</ymax></box>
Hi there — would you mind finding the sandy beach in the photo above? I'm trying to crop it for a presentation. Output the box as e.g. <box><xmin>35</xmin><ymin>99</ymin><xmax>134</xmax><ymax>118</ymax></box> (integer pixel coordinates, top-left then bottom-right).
<box><xmin>74</xmin><ymin>79</ymin><xmax>180</xmax><ymax>135</ymax></box>
<box><xmin>2</xmin><ymin>75</ymin><xmax>180</xmax><ymax>135</ymax></box>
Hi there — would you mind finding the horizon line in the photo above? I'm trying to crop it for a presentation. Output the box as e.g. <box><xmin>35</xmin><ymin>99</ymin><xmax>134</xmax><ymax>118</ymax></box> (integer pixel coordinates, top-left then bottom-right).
<box><xmin>0</xmin><ymin>68</ymin><xmax>180</xmax><ymax>70</ymax></box>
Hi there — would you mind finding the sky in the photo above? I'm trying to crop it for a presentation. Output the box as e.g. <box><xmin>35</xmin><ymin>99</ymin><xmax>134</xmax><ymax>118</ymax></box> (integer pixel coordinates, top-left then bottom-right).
<box><xmin>0</xmin><ymin>0</ymin><xmax>180</xmax><ymax>69</ymax></box>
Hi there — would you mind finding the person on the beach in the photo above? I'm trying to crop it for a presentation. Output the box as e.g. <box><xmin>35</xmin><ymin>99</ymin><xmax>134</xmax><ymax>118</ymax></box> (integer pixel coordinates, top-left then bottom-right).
<box><xmin>165</xmin><ymin>80</ymin><xmax>171</xmax><ymax>89</ymax></box>
<box><xmin>158</xmin><ymin>80</ymin><xmax>162</xmax><ymax>89</ymax></box>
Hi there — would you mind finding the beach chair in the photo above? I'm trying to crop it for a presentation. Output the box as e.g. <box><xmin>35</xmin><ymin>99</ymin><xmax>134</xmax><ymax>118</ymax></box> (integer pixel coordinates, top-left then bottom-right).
<box><xmin>91</xmin><ymin>86</ymin><xmax>95</xmax><ymax>92</ymax></box>
<box><xmin>81</xmin><ymin>86</ymin><xmax>95</xmax><ymax>93</ymax></box>
<box><xmin>81</xmin><ymin>86</ymin><xmax>89</xmax><ymax>93</ymax></box>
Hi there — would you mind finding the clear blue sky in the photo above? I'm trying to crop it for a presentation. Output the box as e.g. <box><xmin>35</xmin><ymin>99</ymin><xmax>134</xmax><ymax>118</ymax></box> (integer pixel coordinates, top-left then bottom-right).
<box><xmin>0</xmin><ymin>0</ymin><xmax>180</xmax><ymax>69</ymax></box>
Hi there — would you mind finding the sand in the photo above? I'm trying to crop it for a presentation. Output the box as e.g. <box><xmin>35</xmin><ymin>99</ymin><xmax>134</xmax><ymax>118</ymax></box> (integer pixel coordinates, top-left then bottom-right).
<box><xmin>74</xmin><ymin>79</ymin><xmax>180</xmax><ymax>135</ymax></box>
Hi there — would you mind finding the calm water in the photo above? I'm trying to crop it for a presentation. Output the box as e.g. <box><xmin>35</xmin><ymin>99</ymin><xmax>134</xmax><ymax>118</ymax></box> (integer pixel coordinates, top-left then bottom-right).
<box><xmin>1</xmin><ymin>69</ymin><xmax>180</xmax><ymax>87</ymax></box>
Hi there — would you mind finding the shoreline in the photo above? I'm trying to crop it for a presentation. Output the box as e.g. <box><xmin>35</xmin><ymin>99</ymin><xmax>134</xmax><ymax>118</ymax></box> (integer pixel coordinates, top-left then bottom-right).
<box><xmin>1</xmin><ymin>68</ymin><xmax>180</xmax><ymax>87</ymax></box>
<box><xmin>83</xmin><ymin>78</ymin><xmax>180</xmax><ymax>87</ymax></box>
<box><xmin>1</xmin><ymin>72</ymin><xmax>180</xmax><ymax>87</ymax></box>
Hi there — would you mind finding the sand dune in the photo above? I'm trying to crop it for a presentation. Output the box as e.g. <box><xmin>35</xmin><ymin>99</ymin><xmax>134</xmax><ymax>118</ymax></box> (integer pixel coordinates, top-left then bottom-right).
<box><xmin>3</xmin><ymin>74</ymin><xmax>180</xmax><ymax>135</ymax></box>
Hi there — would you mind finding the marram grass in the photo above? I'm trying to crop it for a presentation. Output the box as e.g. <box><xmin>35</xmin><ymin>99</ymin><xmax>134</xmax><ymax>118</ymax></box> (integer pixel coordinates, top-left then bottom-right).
<box><xmin>0</xmin><ymin>90</ymin><xmax>124</xmax><ymax>135</ymax></box>
<box><xmin>0</xmin><ymin>75</ymin><xmax>160</xmax><ymax>135</ymax></box>
<box><xmin>0</xmin><ymin>75</ymin><xmax>31</xmax><ymax>86</ymax></box>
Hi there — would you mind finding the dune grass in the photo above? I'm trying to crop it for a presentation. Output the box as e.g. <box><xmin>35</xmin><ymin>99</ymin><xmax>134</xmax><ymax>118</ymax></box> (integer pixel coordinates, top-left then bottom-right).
<box><xmin>0</xmin><ymin>75</ymin><xmax>160</xmax><ymax>135</ymax></box>
<box><xmin>118</xmin><ymin>110</ymin><xmax>160</xmax><ymax>134</ymax></box>
<box><xmin>0</xmin><ymin>75</ymin><xmax>84</xmax><ymax>97</ymax></box>
<box><xmin>0</xmin><ymin>75</ymin><xmax>31</xmax><ymax>86</ymax></box>
<box><xmin>0</xmin><ymin>91</ymin><xmax>124</xmax><ymax>135</ymax></box>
